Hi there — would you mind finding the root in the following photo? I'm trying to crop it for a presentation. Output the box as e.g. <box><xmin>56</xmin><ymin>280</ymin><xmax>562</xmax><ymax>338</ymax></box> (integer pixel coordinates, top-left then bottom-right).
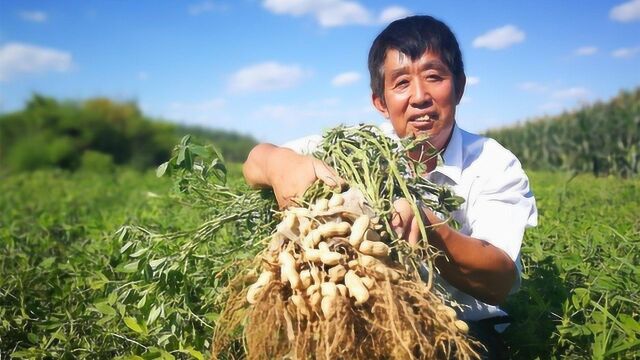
<box><xmin>213</xmin><ymin>277</ymin><xmax>480</xmax><ymax>360</ymax></box>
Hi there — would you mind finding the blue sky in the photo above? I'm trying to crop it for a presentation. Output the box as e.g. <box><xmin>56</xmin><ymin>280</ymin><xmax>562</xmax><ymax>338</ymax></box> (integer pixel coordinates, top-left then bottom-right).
<box><xmin>1</xmin><ymin>0</ymin><xmax>639</xmax><ymax>144</ymax></box>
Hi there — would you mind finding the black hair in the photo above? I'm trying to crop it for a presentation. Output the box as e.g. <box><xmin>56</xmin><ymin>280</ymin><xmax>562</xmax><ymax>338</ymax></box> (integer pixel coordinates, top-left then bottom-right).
<box><xmin>368</xmin><ymin>15</ymin><xmax>465</xmax><ymax>101</ymax></box>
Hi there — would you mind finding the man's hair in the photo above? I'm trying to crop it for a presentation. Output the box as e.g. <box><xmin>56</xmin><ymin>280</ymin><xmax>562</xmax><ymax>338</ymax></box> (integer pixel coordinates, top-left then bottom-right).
<box><xmin>368</xmin><ymin>15</ymin><xmax>465</xmax><ymax>101</ymax></box>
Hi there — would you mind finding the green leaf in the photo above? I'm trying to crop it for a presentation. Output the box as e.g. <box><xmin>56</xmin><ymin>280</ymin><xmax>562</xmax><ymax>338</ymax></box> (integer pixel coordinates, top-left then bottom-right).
<box><xmin>130</xmin><ymin>247</ymin><xmax>148</xmax><ymax>258</ymax></box>
<box><xmin>124</xmin><ymin>317</ymin><xmax>144</xmax><ymax>334</ymax></box>
<box><xmin>94</xmin><ymin>302</ymin><xmax>117</xmax><ymax>316</ymax></box>
<box><xmin>39</xmin><ymin>257</ymin><xmax>56</xmax><ymax>269</ymax></box>
<box><xmin>619</xmin><ymin>314</ymin><xmax>640</xmax><ymax>333</ymax></box>
<box><xmin>156</xmin><ymin>162</ymin><xmax>169</xmax><ymax>177</ymax></box>
<box><xmin>96</xmin><ymin>315</ymin><xmax>114</xmax><ymax>326</ymax></box>
<box><xmin>178</xmin><ymin>347</ymin><xmax>204</xmax><ymax>360</ymax></box>
<box><xmin>118</xmin><ymin>260</ymin><xmax>139</xmax><ymax>273</ymax></box>
<box><xmin>120</xmin><ymin>241</ymin><xmax>134</xmax><ymax>253</ymax></box>
<box><xmin>108</xmin><ymin>291</ymin><xmax>118</xmax><ymax>305</ymax></box>
<box><xmin>187</xmin><ymin>144</ymin><xmax>210</xmax><ymax>158</ymax></box>
<box><xmin>149</xmin><ymin>257</ymin><xmax>166</xmax><ymax>269</ymax></box>
<box><xmin>27</xmin><ymin>332</ymin><xmax>38</xmax><ymax>343</ymax></box>
<box><xmin>147</xmin><ymin>305</ymin><xmax>162</xmax><ymax>325</ymax></box>
<box><xmin>180</xmin><ymin>134</ymin><xmax>191</xmax><ymax>146</ymax></box>
<box><xmin>121</xmin><ymin>356</ymin><xmax>145</xmax><ymax>360</ymax></box>
<box><xmin>89</xmin><ymin>278</ymin><xmax>108</xmax><ymax>290</ymax></box>
<box><xmin>137</xmin><ymin>294</ymin><xmax>147</xmax><ymax>309</ymax></box>
<box><xmin>157</xmin><ymin>333</ymin><xmax>173</xmax><ymax>346</ymax></box>
<box><xmin>177</xmin><ymin>146</ymin><xmax>186</xmax><ymax>165</ymax></box>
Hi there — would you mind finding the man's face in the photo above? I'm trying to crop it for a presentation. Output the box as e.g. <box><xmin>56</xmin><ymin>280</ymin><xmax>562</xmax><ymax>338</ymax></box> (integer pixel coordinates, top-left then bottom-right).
<box><xmin>372</xmin><ymin>49</ymin><xmax>465</xmax><ymax>151</ymax></box>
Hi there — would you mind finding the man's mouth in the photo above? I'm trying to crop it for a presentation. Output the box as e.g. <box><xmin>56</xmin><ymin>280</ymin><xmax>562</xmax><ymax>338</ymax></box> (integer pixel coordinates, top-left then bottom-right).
<box><xmin>410</xmin><ymin>114</ymin><xmax>436</xmax><ymax>123</ymax></box>
<box><xmin>409</xmin><ymin>114</ymin><xmax>436</xmax><ymax>132</ymax></box>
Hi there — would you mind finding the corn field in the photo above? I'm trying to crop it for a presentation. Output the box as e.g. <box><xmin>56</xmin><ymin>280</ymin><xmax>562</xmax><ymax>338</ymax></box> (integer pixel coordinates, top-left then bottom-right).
<box><xmin>485</xmin><ymin>88</ymin><xmax>640</xmax><ymax>177</ymax></box>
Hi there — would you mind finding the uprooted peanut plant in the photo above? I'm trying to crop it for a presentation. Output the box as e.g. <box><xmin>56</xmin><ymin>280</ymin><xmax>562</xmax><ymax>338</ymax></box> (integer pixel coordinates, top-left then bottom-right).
<box><xmin>198</xmin><ymin>125</ymin><xmax>479</xmax><ymax>359</ymax></box>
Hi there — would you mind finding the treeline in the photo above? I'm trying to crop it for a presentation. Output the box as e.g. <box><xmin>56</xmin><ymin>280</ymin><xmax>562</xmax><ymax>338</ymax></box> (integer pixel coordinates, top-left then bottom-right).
<box><xmin>485</xmin><ymin>88</ymin><xmax>640</xmax><ymax>177</ymax></box>
<box><xmin>0</xmin><ymin>95</ymin><xmax>257</xmax><ymax>173</ymax></box>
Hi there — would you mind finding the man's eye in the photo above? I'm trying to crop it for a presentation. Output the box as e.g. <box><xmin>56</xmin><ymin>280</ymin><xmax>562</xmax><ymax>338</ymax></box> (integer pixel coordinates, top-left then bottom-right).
<box><xmin>394</xmin><ymin>79</ymin><xmax>409</xmax><ymax>88</ymax></box>
<box><xmin>426</xmin><ymin>74</ymin><xmax>442</xmax><ymax>81</ymax></box>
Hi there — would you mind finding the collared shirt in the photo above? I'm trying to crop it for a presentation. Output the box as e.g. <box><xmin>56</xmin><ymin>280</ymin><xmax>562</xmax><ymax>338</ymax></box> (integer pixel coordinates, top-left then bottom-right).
<box><xmin>282</xmin><ymin>121</ymin><xmax>538</xmax><ymax>321</ymax></box>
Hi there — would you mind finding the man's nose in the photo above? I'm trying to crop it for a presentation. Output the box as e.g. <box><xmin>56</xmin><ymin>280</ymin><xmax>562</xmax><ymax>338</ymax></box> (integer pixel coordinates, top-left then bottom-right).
<box><xmin>410</xmin><ymin>79</ymin><xmax>431</xmax><ymax>107</ymax></box>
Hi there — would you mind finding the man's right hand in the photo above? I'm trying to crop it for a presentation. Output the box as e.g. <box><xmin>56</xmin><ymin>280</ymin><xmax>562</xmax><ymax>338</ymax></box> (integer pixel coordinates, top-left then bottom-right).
<box><xmin>242</xmin><ymin>144</ymin><xmax>342</xmax><ymax>208</ymax></box>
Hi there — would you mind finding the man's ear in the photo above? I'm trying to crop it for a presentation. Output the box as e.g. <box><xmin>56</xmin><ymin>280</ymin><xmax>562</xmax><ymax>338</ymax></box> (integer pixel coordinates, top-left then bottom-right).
<box><xmin>372</xmin><ymin>93</ymin><xmax>389</xmax><ymax>119</ymax></box>
<box><xmin>455</xmin><ymin>74</ymin><xmax>466</xmax><ymax>105</ymax></box>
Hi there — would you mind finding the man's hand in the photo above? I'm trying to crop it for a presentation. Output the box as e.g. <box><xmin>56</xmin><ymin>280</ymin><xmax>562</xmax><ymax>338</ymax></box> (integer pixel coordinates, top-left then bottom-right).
<box><xmin>391</xmin><ymin>198</ymin><xmax>428</xmax><ymax>246</ymax></box>
<box><xmin>390</xmin><ymin>198</ymin><xmax>516</xmax><ymax>305</ymax></box>
<box><xmin>268</xmin><ymin>150</ymin><xmax>342</xmax><ymax>208</ymax></box>
<box><xmin>243</xmin><ymin>143</ymin><xmax>343</xmax><ymax>208</ymax></box>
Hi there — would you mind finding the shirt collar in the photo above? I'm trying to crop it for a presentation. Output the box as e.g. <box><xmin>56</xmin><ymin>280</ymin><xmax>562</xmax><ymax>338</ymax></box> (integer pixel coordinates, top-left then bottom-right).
<box><xmin>433</xmin><ymin>122</ymin><xmax>463</xmax><ymax>184</ymax></box>
<box><xmin>379</xmin><ymin>120</ymin><xmax>463</xmax><ymax>184</ymax></box>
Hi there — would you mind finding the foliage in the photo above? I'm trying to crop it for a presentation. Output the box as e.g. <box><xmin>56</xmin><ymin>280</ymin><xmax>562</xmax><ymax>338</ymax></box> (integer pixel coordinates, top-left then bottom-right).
<box><xmin>504</xmin><ymin>172</ymin><xmax>640</xmax><ymax>359</ymax></box>
<box><xmin>485</xmin><ymin>88</ymin><xmax>640</xmax><ymax>177</ymax></box>
<box><xmin>1</xmin><ymin>168</ymin><xmax>638</xmax><ymax>358</ymax></box>
<box><xmin>0</xmin><ymin>95</ymin><xmax>257</xmax><ymax>174</ymax></box>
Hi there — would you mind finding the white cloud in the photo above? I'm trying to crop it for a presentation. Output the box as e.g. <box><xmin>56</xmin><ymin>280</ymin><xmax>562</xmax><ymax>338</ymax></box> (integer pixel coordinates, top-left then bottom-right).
<box><xmin>19</xmin><ymin>10</ymin><xmax>48</xmax><ymax>23</ymax></box>
<box><xmin>552</xmin><ymin>87</ymin><xmax>590</xmax><ymax>99</ymax></box>
<box><xmin>538</xmin><ymin>102</ymin><xmax>563</xmax><ymax>112</ymax></box>
<box><xmin>574</xmin><ymin>46</ymin><xmax>598</xmax><ymax>56</ymax></box>
<box><xmin>331</xmin><ymin>71</ymin><xmax>360</xmax><ymax>86</ymax></box>
<box><xmin>137</xmin><ymin>71</ymin><xmax>149</xmax><ymax>80</ymax></box>
<box><xmin>610</xmin><ymin>0</ymin><xmax>640</xmax><ymax>22</ymax></box>
<box><xmin>518</xmin><ymin>81</ymin><xmax>548</xmax><ymax>93</ymax></box>
<box><xmin>164</xmin><ymin>98</ymin><xmax>228</xmax><ymax>126</ymax></box>
<box><xmin>251</xmin><ymin>100</ymin><xmax>373</xmax><ymax>127</ymax></box>
<box><xmin>228</xmin><ymin>62</ymin><xmax>307</xmax><ymax>93</ymax></box>
<box><xmin>262</xmin><ymin>1</ymin><xmax>412</xmax><ymax>27</ymax></box>
<box><xmin>466</xmin><ymin>76</ymin><xmax>479</xmax><ymax>86</ymax></box>
<box><xmin>611</xmin><ymin>46</ymin><xmax>640</xmax><ymax>58</ymax></box>
<box><xmin>316</xmin><ymin>1</ymin><xmax>370</xmax><ymax>27</ymax></box>
<box><xmin>0</xmin><ymin>42</ymin><xmax>73</xmax><ymax>82</ymax></box>
<box><xmin>378</xmin><ymin>6</ymin><xmax>412</xmax><ymax>24</ymax></box>
<box><xmin>262</xmin><ymin>0</ymin><xmax>375</xmax><ymax>27</ymax></box>
<box><xmin>473</xmin><ymin>25</ymin><xmax>525</xmax><ymax>50</ymax></box>
<box><xmin>188</xmin><ymin>1</ymin><xmax>225</xmax><ymax>15</ymax></box>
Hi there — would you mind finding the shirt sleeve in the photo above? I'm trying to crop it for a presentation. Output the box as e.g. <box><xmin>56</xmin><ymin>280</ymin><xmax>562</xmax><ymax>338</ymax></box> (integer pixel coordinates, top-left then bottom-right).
<box><xmin>280</xmin><ymin>135</ymin><xmax>322</xmax><ymax>155</ymax></box>
<box><xmin>468</xmin><ymin>155</ymin><xmax>537</xmax><ymax>294</ymax></box>
<box><xmin>468</xmin><ymin>156</ymin><xmax>538</xmax><ymax>263</ymax></box>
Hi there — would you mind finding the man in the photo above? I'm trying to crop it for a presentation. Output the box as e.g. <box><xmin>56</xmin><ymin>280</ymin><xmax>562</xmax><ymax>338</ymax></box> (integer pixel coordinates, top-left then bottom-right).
<box><xmin>243</xmin><ymin>15</ymin><xmax>537</xmax><ymax>358</ymax></box>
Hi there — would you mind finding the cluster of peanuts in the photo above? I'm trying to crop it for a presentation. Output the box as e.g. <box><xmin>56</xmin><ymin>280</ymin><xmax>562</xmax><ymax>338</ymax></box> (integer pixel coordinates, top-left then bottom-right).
<box><xmin>246</xmin><ymin>190</ymin><xmax>403</xmax><ymax>319</ymax></box>
<box><xmin>246</xmin><ymin>190</ymin><xmax>469</xmax><ymax>333</ymax></box>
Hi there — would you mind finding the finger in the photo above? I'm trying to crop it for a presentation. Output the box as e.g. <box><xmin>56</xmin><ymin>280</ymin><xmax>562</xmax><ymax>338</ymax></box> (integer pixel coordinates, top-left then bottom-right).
<box><xmin>408</xmin><ymin>216</ymin><xmax>421</xmax><ymax>246</ymax></box>
<box><xmin>392</xmin><ymin>199</ymin><xmax>414</xmax><ymax>240</ymax></box>
<box><xmin>312</xmin><ymin>159</ymin><xmax>345</xmax><ymax>189</ymax></box>
<box><xmin>390</xmin><ymin>211</ymin><xmax>404</xmax><ymax>238</ymax></box>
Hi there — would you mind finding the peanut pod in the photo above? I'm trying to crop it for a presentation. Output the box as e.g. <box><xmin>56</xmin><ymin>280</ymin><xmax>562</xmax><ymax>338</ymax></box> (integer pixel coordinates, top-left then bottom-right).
<box><xmin>359</xmin><ymin>240</ymin><xmax>390</xmax><ymax>257</ymax></box>
<box><xmin>328</xmin><ymin>193</ymin><xmax>344</xmax><ymax>208</ymax></box>
<box><xmin>348</xmin><ymin>215</ymin><xmax>370</xmax><ymax>247</ymax></box>
<box><xmin>278</xmin><ymin>251</ymin><xmax>301</xmax><ymax>289</ymax></box>
<box><xmin>344</xmin><ymin>270</ymin><xmax>370</xmax><ymax>305</ymax></box>
<box><xmin>317</xmin><ymin>222</ymin><xmax>350</xmax><ymax>238</ymax></box>
<box><xmin>246</xmin><ymin>271</ymin><xmax>274</xmax><ymax>304</ymax></box>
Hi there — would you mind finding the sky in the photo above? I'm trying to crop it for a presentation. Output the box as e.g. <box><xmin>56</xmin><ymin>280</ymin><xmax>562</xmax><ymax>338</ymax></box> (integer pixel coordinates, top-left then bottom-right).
<box><xmin>1</xmin><ymin>0</ymin><xmax>639</xmax><ymax>144</ymax></box>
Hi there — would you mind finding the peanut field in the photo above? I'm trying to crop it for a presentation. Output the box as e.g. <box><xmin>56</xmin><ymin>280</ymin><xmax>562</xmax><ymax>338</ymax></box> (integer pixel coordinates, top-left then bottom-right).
<box><xmin>1</xmin><ymin>166</ymin><xmax>638</xmax><ymax>359</ymax></box>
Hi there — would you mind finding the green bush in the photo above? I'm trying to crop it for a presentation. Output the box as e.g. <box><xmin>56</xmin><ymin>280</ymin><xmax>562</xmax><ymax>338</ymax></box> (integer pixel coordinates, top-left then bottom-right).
<box><xmin>0</xmin><ymin>95</ymin><xmax>258</xmax><ymax>174</ymax></box>
<box><xmin>80</xmin><ymin>150</ymin><xmax>115</xmax><ymax>173</ymax></box>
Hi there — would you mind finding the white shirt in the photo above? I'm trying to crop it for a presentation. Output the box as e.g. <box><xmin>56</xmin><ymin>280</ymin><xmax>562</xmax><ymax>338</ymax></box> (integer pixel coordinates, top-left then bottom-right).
<box><xmin>282</xmin><ymin>122</ymin><xmax>538</xmax><ymax>321</ymax></box>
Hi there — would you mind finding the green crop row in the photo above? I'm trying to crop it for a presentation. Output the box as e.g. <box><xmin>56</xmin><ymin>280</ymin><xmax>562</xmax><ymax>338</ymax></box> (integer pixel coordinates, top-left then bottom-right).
<box><xmin>485</xmin><ymin>88</ymin><xmax>640</xmax><ymax>177</ymax></box>
<box><xmin>504</xmin><ymin>172</ymin><xmax>640</xmax><ymax>359</ymax></box>
<box><xmin>1</xmin><ymin>168</ymin><xmax>638</xmax><ymax>359</ymax></box>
